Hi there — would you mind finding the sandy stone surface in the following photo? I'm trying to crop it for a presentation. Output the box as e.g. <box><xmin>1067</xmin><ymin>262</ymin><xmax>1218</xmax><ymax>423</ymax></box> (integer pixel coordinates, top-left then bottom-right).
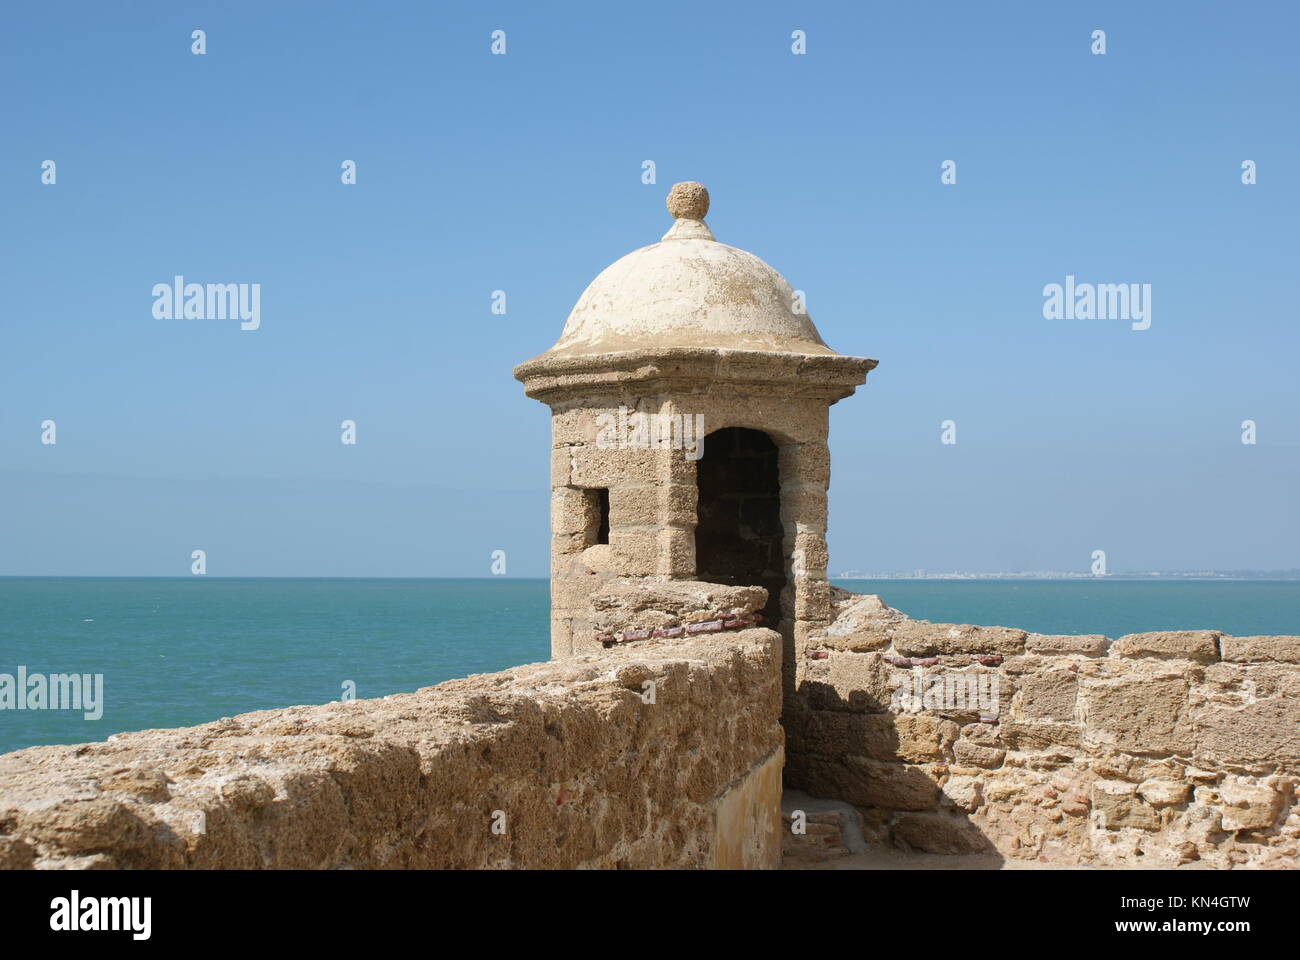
<box><xmin>0</xmin><ymin>631</ymin><xmax>783</xmax><ymax>870</ymax></box>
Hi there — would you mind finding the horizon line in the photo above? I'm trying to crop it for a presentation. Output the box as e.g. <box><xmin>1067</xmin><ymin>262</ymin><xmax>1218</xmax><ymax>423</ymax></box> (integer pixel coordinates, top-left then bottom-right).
<box><xmin>2</xmin><ymin>572</ymin><xmax>1299</xmax><ymax>581</ymax></box>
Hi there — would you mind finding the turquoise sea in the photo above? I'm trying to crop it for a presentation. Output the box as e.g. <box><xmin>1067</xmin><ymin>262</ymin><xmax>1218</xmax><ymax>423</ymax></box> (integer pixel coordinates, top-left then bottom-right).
<box><xmin>1</xmin><ymin>577</ymin><xmax>1297</xmax><ymax>756</ymax></box>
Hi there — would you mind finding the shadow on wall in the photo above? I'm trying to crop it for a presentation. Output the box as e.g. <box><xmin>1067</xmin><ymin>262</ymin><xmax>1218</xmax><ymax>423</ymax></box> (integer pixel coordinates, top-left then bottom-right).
<box><xmin>787</xmin><ymin>678</ymin><xmax>1004</xmax><ymax>860</ymax></box>
<box><xmin>782</xmin><ymin>595</ymin><xmax>1300</xmax><ymax>868</ymax></box>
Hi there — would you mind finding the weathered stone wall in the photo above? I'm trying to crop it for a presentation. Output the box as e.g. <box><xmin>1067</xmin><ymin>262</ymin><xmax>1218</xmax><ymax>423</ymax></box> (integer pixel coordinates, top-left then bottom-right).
<box><xmin>0</xmin><ymin>630</ymin><xmax>783</xmax><ymax>870</ymax></box>
<box><xmin>786</xmin><ymin>589</ymin><xmax>1300</xmax><ymax>868</ymax></box>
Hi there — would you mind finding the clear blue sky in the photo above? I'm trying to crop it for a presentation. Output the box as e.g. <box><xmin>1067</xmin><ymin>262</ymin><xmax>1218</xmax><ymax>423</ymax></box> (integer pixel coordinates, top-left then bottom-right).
<box><xmin>2</xmin><ymin>1</ymin><xmax>1297</xmax><ymax>576</ymax></box>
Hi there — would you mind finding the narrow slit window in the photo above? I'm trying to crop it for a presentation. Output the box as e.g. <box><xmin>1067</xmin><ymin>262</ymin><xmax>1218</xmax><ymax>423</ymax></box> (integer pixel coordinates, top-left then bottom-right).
<box><xmin>595</xmin><ymin>488</ymin><xmax>610</xmax><ymax>544</ymax></box>
<box><xmin>580</xmin><ymin>487</ymin><xmax>611</xmax><ymax>547</ymax></box>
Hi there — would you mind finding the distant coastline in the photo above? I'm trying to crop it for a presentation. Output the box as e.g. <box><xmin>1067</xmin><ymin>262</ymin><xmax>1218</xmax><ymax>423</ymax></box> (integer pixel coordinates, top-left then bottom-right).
<box><xmin>835</xmin><ymin>570</ymin><xmax>1300</xmax><ymax>581</ymax></box>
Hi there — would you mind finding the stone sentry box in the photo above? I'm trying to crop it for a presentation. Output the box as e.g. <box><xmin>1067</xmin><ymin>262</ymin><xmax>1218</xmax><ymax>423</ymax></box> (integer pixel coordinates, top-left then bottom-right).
<box><xmin>515</xmin><ymin>182</ymin><xmax>876</xmax><ymax>703</ymax></box>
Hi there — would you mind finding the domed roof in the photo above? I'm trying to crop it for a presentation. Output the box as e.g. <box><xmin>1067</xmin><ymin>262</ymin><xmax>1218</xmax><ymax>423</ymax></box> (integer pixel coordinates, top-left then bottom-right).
<box><xmin>538</xmin><ymin>182</ymin><xmax>839</xmax><ymax>360</ymax></box>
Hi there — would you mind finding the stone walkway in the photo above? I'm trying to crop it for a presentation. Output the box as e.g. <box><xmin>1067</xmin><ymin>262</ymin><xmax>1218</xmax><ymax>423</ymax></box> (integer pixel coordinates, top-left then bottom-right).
<box><xmin>783</xmin><ymin>847</ymin><xmax>1078</xmax><ymax>869</ymax></box>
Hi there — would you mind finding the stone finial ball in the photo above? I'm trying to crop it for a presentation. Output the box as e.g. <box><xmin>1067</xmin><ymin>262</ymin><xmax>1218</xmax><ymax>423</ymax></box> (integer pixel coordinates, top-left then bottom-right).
<box><xmin>666</xmin><ymin>181</ymin><xmax>710</xmax><ymax>220</ymax></box>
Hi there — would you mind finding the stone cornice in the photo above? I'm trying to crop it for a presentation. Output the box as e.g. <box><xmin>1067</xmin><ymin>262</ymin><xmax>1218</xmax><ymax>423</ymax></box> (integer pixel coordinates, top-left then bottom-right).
<box><xmin>513</xmin><ymin>346</ymin><xmax>877</xmax><ymax>405</ymax></box>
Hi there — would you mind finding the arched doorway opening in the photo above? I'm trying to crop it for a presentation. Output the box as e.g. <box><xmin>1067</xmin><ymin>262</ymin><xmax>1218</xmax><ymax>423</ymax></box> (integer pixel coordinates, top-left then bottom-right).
<box><xmin>694</xmin><ymin>427</ymin><xmax>786</xmax><ymax>626</ymax></box>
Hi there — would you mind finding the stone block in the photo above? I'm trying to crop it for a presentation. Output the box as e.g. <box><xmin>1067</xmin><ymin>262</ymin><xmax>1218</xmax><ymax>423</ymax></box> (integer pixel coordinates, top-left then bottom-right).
<box><xmin>793</xmin><ymin>579</ymin><xmax>831</xmax><ymax>621</ymax></box>
<box><xmin>779</xmin><ymin>442</ymin><xmax>830</xmax><ymax>488</ymax></box>
<box><xmin>1025</xmin><ymin>633</ymin><xmax>1109</xmax><ymax>656</ymax></box>
<box><xmin>809</xmin><ymin>713</ymin><xmax>955</xmax><ymax>763</ymax></box>
<box><xmin>953</xmin><ymin>741</ymin><xmax>1005</xmax><ymax>768</ymax></box>
<box><xmin>960</xmin><ymin>722</ymin><xmax>1003</xmax><ymax>747</ymax></box>
<box><xmin>1218</xmin><ymin>779</ymin><xmax>1284</xmax><ymax>832</ymax></box>
<box><xmin>550</xmin><ymin>446</ymin><xmax>574</xmax><ymax>486</ymax></box>
<box><xmin>791</xmin><ymin>533</ymin><xmax>829</xmax><ymax>579</ymax></box>
<box><xmin>662</xmin><ymin>483</ymin><xmax>698</xmax><ymax>527</ymax></box>
<box><xmin>1083</xmin><ymin>675</ymin><xmax>1192</xmax><ymax>755</ymax></box>
<box><xmin>1220</xmin><ymin>635</ymin><xmax>1300</xmax><ymax>664</ymax></box>
<box><xmin>1000</xmin><ymin>721</ymin><xmax>1082</xmax><ymax>751</ymax></box>
<box><xmin>570</xmin><ymin>447</ymin><xmax>669</xmax><ymax>488</ymax></box>
<box><xmin>1138</xmin><ymin>779</ymin><xmax>1191</xmax><ymax>807</ymax></box>
<box><xmin>892</xmin><ymin>811</ymin><xmax>990</xmax><ymax>854</ymax></box>
<box><xmin>1192</xmin><ymin>667</ymin><xmax>1300</xmax><ymax>766</ymax></box>
<box><xmin>1018</xmin><ymin>670</ymin><xmax>1079</xmax><ymax>722</ymax></box>
<box><xmin>606</xmin><ymin>529</ymin><xmax>659</xmax><ymax>576</ymax></box>
<box><xmin>608</xmin><ymin>484</ymin><xmax>661</xmax><ymax>527</ymax></box>
<box><xmin>847</xmin><ymin>758</ymin><xmax>942</xmax><ymax>811</ymax></box>
<box><xmin>551</xmin><ymin>486</ymin><xmax>600</xmax><ymax>536</ymax></box>
<box><xmin>805</xmin><ymin>653</ymin><xmax>894</xmax><ymax>713</ymax></box>
<box><xmin>891</xmin><ymin>622</ymin><xmax>1027</xmax><ymax>658</ymax></box>
<box><xmin>1093</xmin><ymin>781</ymin><xmax>1160</xmax><ymax>831</ymax></box>
<box><xmin>550</xmin><ymin>405</ymin><xmax>607</xmax><ymax>445</ymax></box>
<box><xmin>799</xmin><ymin>757</ymin><xmax>940</xmax><ymax>811</ymax></box>
<box><xmin>781</xmin><ymin>486</ymin><xmax>828</xmax><ymax>526</ymax></box>
<box><xmin>1113</xmin><ymin>631</ymin><xmax>1220</xmax><ymax>663</ymax></box>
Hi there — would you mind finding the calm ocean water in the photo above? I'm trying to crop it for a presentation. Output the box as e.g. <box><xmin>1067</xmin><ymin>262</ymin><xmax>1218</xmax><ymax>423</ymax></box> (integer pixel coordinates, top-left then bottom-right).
<box><xmin>1</xmin><ymin>577</ymin><xmax>1296</xmax><ymax>755</ymax></box>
